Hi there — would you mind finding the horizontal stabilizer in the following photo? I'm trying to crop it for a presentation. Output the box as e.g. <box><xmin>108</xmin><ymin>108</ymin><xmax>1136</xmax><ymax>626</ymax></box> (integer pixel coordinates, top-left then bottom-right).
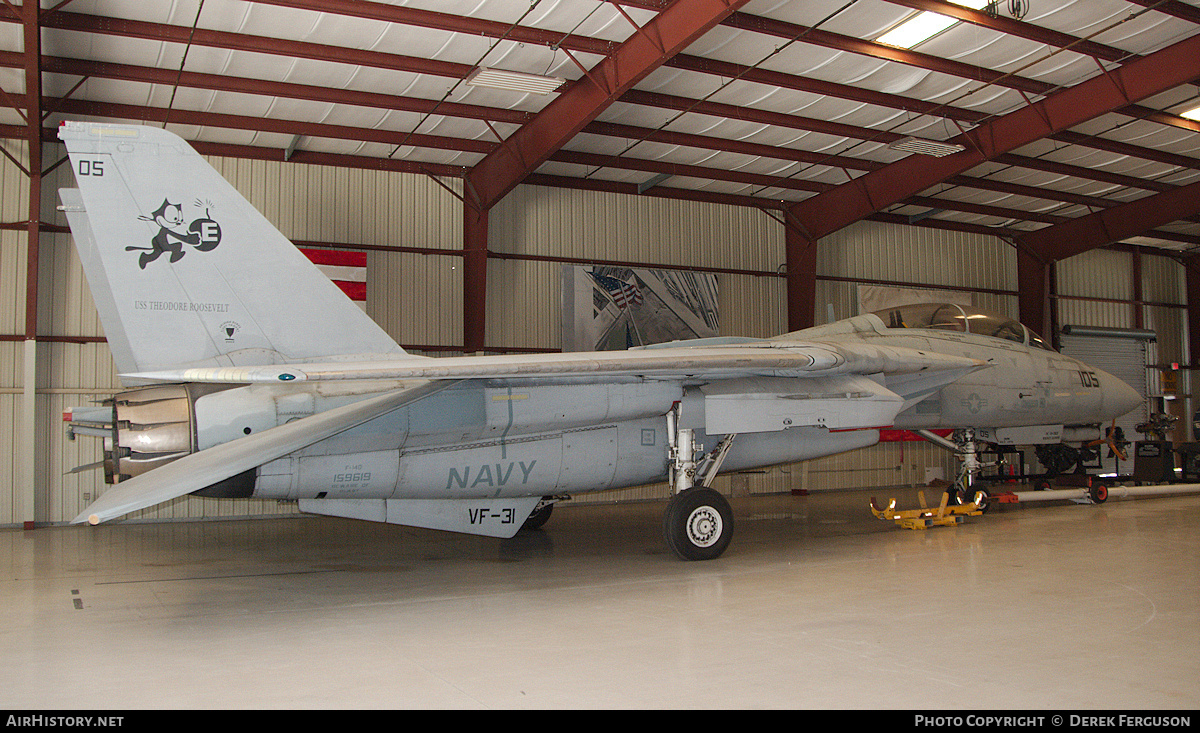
<box><xmin>72</xmin><ymin>381</ymin><xmax>454</xmax><ymax>525</ymax></box>
<box><xmin>66</xmin><ymin>460</ymin><xmax>106</xmax><ymax>475</ymax></box>
<box><xmin>298</xmin><ymin>497</ymin><xmax>544</xmax><ymax>538</ymax></box>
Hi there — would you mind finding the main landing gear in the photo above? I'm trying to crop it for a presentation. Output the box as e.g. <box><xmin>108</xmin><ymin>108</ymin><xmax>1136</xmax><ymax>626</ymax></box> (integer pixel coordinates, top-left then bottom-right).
<box><xmin>917</xmin><ymin>428</ymin><xmax>992</xmax><ymax>511</ymax></box>
<box><xmin>663</xmin><ymin>403</ymin><xmax>737</xmax><ymax>561</ymax></box>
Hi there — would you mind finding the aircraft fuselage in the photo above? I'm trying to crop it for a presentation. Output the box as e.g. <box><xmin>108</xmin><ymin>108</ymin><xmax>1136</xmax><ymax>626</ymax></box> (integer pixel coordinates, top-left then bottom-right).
<box><xmin>179</xmin><ymin>321</ymin><xmax>1135</xmax><ymax>506</ymax></box>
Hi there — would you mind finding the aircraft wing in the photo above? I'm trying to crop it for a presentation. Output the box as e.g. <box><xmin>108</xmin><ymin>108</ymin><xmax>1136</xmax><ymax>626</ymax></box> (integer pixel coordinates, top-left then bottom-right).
<box><xmin>119</xmin><ymin>342</ymin><xmax>987</xmax><ymax>384</ymax></box>
<box><xmin>71</xmin><ymin>380</ymin><xmax>455</xmax><ymax>525</ymax></box>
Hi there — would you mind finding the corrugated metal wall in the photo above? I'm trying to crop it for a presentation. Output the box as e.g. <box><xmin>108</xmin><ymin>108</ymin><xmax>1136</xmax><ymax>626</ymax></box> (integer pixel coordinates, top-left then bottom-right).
<box><xmin>487</xmin><ymin>186</ymin><xmax>787</xmax><ymax>349</ymax></box>
<box><xmin>1057</xmin><ymin>248</ymin><xmax>1135</xmax><ymax>330</ymax></box>
<box><xmin>3</xmin><ymin>142</ymin><xmax>1190</xmax><ymax>526</ymax></box>
<box><xmin>1056</xmin><ymin>247</ymin><xmax>1191</xmax><ymax>445</ymax></box>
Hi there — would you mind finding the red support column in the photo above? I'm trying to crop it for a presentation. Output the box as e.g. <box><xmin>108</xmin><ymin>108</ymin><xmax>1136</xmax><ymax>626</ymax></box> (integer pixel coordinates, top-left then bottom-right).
<box><xmin>463</xmin><ymin>204</ymin><xmax>488</xmax><ymax>353</ymax></box>
<box><xmin>22</xmin><ymin>0</ymin><xmax>39</xmax><ymax>343</ymax></box>
<box><xmin>785</xmin><ymin>225</ymin><xmax>816</xmax><ymax>332</ymax></box>
<box><xmin>21</xmin><ymin>0</ymin><xmax>41</xmax><ymax>529</ymax></box>
<box><xmin>1016</xmin><ymin>246</ymin><xmax>1049</xmax><ymax>340</ymax></box>
<box><xmin>1132</xmin><ymin>248</ymin><xmax>1144</xmax><ymax>330</ymax></box>
<box><xmin>1186</xmin><ymin>257</ymin><xmax>1200</xmax><ymax>370</ymax></box>
<box><xmin>1186</xmin><ymin>257</ymin><xmax>1200</xmax><ymax>443</ymax></box>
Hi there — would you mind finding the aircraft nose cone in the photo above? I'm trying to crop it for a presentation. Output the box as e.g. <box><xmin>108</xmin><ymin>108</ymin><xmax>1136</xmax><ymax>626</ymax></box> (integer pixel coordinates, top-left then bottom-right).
<box><xmin>1109</xmin><ymin>376</ymin><xmax>1142</xmax><ymax>419</ymax></box>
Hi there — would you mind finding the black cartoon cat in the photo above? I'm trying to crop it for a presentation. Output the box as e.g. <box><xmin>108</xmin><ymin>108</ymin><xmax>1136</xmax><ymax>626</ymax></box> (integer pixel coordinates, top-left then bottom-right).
<box><xmin>129</xmin><ymin>199</ymin><xmax>222</xmax><ymax>269</ymax></box>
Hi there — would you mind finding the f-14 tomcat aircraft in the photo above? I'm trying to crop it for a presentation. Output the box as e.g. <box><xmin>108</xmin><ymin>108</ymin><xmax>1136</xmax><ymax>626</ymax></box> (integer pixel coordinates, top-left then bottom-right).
<box><xmin>59</xmin><ymin>122</ymin><xmax>1141</xmax><ymax>560</ymax></box>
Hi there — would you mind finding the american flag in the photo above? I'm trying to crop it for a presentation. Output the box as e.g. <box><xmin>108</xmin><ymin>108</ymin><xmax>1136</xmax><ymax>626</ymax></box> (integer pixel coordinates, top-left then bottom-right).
<box><xmin>594</xmin><ymin>273</ymin><xmax>643</xmax><ymax>308</ymax></box>
<box><xmin>301</xmin><ymin>248</ymin><xmax>367</xmax><ymax>309</ymax></box>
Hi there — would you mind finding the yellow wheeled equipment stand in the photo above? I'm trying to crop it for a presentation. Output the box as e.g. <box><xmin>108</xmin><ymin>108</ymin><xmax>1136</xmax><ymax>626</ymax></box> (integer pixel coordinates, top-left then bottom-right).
<box><xmin>870</xmin><ymin>489</ymin><xmax>985</xmax><ymax>529</ymax></box>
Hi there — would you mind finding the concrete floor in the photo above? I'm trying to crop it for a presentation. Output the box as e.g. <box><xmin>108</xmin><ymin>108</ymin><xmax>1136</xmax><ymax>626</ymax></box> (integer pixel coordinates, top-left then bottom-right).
<box><xmin>2</xmin><ymin>486</ymin><xmax>1197</xmax><ymax>710</ymax></box>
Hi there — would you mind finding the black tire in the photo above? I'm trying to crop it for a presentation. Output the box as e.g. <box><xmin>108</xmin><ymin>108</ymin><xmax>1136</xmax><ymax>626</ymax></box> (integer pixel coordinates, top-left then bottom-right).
<box><xmin>1088</xmin><ymin>482</ymin><xmax>1108</xmax><ymax>504</ymax></box>
<box><xmin>974</xmin><ymin>488</ymin><xmax>991</xmax><ymax>514</ymax></box>
<box><xmin>1034</xmin><ymin>479</ymin><xmax>1053</xmax><ymax>491</ymax></box>
<box><xmin>663</xmin><ymin>487</ymin><xmax>734</xmax><ymax>561</ymax></box>
<box><xmin>521</xmin><ymin>500</ymin><xmax>554</xmax><ymax>531</ymax></box>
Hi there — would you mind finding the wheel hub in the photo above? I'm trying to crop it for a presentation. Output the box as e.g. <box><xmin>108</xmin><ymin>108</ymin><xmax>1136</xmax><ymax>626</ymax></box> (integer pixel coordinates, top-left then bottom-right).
<box><xmin>686</xmin><ymin>506</ymin><xmax>722</xmax><ymax>547</ymax></box>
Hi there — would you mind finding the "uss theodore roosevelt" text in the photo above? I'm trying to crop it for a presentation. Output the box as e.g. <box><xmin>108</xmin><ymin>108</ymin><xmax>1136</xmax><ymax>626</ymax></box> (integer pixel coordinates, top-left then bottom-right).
<box><xmin>133</xmin><ymin>300</ymin><xmax>229</xmax><ymax>312</ymax></box>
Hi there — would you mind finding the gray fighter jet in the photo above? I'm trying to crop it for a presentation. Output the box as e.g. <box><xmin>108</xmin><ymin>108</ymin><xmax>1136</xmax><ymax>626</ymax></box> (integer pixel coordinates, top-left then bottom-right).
<box><xmin>59</xmin><ymin>122</ymin><xmax>1141</xmax><ymax>560</ymax></box>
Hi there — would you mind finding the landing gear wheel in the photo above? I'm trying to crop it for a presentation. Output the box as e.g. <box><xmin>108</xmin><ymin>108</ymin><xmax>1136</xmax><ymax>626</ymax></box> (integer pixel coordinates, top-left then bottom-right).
<box><xmin>521</xmin><ymin>500</ymin><xmax>554</xmax><ymax>531</ymax></box>
<box><xmin>663</xmin><ymin>487</ymin><xmax>734</xmax><ymax>561</ymax></box>
<box><xmin>1088</xmin><ymin>482</ymin><xmax>1108</xmax><ymax>504</ymax></box>
<box><xmin>975</xmin><ymin>487</ymin><xmax>991</xmax><ymax>514</ymax></box>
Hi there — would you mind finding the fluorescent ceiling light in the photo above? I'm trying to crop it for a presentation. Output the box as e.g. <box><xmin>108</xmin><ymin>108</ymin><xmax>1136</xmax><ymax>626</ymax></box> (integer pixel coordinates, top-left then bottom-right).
<box><xmin>465</xmin><ymin>67</ymin><xmax>565</xmax><ymax>95</ymax></box>
<box><xmin>889</xmin><ymin>136</ymin><xmax>966</xmax><ymax>157</ymax></box>
<box><xmin>1181</xmin><ymin>104</ymin><xmax>1200</xmax><ymax>121</ymax></box>
<box><xmin>876</xmin><ymin>0</ymin><xmax>989</xmax><ymax>49</ymax></box>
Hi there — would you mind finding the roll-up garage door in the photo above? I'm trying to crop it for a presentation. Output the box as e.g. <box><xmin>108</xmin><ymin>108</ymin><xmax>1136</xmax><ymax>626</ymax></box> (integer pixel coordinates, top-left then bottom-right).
<box><xmin>1059</xmin><ymin>326</ymin><xmax>1151</xmax><ymax>446</ymax></box>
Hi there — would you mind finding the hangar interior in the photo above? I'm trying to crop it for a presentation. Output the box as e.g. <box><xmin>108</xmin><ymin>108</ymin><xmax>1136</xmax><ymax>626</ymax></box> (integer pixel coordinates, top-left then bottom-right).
<box><xmin>0</xmin><ymin>0</ymin><xmax>1198</xmax><ymax>709</ymax></box>
<box><xmin>1</xmin><ymin>0</ymin><xmax>1197</xmax><ymax>526</ymax></box>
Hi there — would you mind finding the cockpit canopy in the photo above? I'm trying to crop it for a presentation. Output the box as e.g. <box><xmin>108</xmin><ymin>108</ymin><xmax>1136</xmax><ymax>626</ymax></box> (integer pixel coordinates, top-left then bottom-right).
<box><xmin>870</xmin><ymin>302</ymin><xmax>1054</xmax><ymax>351</ymax></box>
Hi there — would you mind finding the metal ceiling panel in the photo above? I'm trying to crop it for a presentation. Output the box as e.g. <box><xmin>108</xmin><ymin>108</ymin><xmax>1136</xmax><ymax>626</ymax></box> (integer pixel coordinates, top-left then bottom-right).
<box><xmin>0</xmin><ymin>0</ymin><xmax>1194</xmax><ymax>259</ymax></box>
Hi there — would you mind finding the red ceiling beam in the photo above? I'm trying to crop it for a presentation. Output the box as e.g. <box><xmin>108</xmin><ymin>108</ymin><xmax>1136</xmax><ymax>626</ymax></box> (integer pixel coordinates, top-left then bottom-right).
<box><xmin>33</xmin><ymin>48</ymin><xmax>1200</xmax><ymax>191</ymax></box>
<box><xmin>1018</xmin><ymin>178</ymin><xmax>1200</xmax><ymax>263</ymax></box>
<box><xmin>525</xmin><ymin>171</ymin><xmax>778</xmax><ymax>211</ymax></box>
<box><xmin>240</xmin><ymin>0</ymin><xmax>616</xmax><ymax>57</ymax></box>
<box><xmin>722</xmin><ymin>10</ymin><xmax>1056</xmax><ymax>97</ymax></box>
<box><xmin>22</xmin><ymin>7</ymin><xmax>1199</xmax><ymax>170</ymax></box>
<box><xmin>528</xmin><ymin>171</ymin><xmax>1032</xmax><ymax>240</ymax></box>
<box><xmin>32</xmin><ymin>50</ymin><xmax>1197</xmax><ymax>208</ymax></box>
<box><xmin>464</xmin><ymin>0</ymin><xmax>753</xmax><ymax>212</ymax></box>
<box><xmin>29</xmin><ymin>49</ymin><xmax>1181</xmax><ymax>209</ymax></box>
<box><xmin>39</xmin><ymin>55</ymin><xmax>529</xmax><ymax>126</ymax></box>
<box><xmin>783</xmin><ymin>32</ymin><xmax>1200</xmax><ymax>245</ymax></box>
<box><xmin>22</xmin><ymin>53</ymin><xmax>1200</xmax><ymax>242</ymax></box>
<box><xmin>664</xmin><ymin>52</ymin><xmax>989</xmax><ymax>125</ymax></box>
<box><xmin>172</xmin><ymin>140</ymin><xmax>465</xmax><ymax>178</ymax></box>
<box><xmin>1124</xmin><ymin>0</ymin><xmax>1200</xmax><ymax>25</ymax></box>
<box><xmin>49</xmin><ymin>97</ymin><xmax>494</xmax><ymax>155</ymax></box>
<box><xmin>625</xmin><ymin>87</ymin><xmax>1200</xmax><ymax>173</ymax></box>
<box><xmin>591</xmin><ymin>117</ymin><xmax>1185</xmax><ymax>196</ymax></box>
<box><xmin>43</xmin><ymin>10</ymin><xmax>473</xmax><ymax>82</ymax></box>
<box><xmin>255</xmin><ymin>0</ymin><xmax>1200</xmax><ymax>146</ymax></box>
<box><xmin>883</xmin><ymin>0</ymin><xmax>1139</xmax><ymax>64</ymax></box>
<box><xmin>549</xmin><ymin>148</ymin><xmax>1181</xmax><ymax>235</ymax></box>
<box><xmin>645</xmin><ymin>2</ymin><xmax>1200</xmax><ymax>133</ymax></box>
<box><xmin>37</xmin><ymin>95</ymin><xmax>1200</xmax><ymax>243</ymax></box>
<box><xmin>41</xmin><ymin>96</ymin><xmax>1185</xmax><ymax>240</ymax></box>
<box><xmin>29</xmin><ymin>83</ymin><xmax>1200</xmax><ymax>245</ymax></box>
<box><xmin>771</xmin><ymin>21</ymin><xmax>1196</xmax><ymax>134</ymax></box>
<box><xmin>550</xmin><ymin>149</ymin><xmax>826</xmax><ymax>195</ymax></box>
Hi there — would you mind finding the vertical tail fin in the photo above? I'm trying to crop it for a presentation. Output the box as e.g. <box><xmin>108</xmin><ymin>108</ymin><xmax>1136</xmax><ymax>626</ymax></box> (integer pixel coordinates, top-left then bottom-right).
<box><xmin>58</xmin><ymin>121</ymin><xmax>405</xmax><ymax>380</ymax></box>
